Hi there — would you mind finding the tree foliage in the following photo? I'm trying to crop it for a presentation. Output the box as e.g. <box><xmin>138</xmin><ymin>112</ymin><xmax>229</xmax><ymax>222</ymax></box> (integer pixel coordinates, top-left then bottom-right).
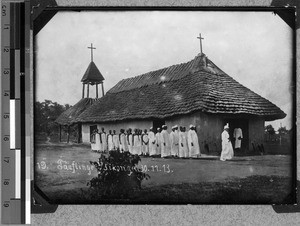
<box><xmin>35</xmin><ymin>100</ymin><xmax>72</xmax><ymax>135</ymax></box>
<box><xmin>265</xmin><ymin>124</ymin><xmax>276</xmax><ymax>141</ymax></box>
<box><xmin>278</xmin><ymin>126</ymin><xmax>288</xmax><ymax>135</ymax></box>
<box><xmin>265</xmin><ymin>125</ymin><xmax>275</xmax><ymax>135</ymax></box>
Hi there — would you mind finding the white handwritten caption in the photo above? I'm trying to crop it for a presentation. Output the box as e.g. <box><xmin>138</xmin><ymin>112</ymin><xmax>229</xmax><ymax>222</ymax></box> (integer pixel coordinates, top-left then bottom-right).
<box><xmin>36</xmin><ymin>158</ymin><xmax>174</xmax><ymax>175</ymax></box>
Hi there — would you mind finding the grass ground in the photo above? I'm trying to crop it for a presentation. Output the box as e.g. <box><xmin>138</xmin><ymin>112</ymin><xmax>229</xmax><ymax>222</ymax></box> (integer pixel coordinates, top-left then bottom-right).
<box><xmin>43</xmin><ymin>175</ymin><xmax>293</xmax><ymax>204</ymax></box>
<box><xmin>34</xmin><ymin>142</ymin><xmax>295</xmax><ymax>204</ymax></box>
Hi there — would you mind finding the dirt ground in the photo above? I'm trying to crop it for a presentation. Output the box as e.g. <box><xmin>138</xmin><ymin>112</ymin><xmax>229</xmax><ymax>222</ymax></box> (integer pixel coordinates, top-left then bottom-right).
<box><xmin>34</xmin><ymin>142</ymin><xmax>295</xmax><ymax>204</ymax></box>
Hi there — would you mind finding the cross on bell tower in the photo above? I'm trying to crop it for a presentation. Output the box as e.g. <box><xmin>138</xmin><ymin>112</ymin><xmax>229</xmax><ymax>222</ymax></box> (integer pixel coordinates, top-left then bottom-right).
<box><xmin>88</xmin><ymin>43</ymin><xmax>96</xmax><ymax>62</ymax></box>
<box><xmin>81</xmin><ymin>43</ymin><xmax>105</xmax><ymax>99</ymax></box>
<box><xmin>197</xmin><ymin>33</ymin><xmax>204</xmax><ymax>54</ymax></box>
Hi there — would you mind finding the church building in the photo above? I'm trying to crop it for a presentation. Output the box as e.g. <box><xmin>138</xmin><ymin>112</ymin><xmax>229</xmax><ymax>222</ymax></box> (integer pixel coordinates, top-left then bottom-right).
<box><xmin>72</xmin><ymin>42</ymin><xmax>285</xmax><ymax>152</ymax></box>
<box><xmin>56</xmin><ymin>38</ymin><xmax>286</xmax><ymax>152</ymax></box>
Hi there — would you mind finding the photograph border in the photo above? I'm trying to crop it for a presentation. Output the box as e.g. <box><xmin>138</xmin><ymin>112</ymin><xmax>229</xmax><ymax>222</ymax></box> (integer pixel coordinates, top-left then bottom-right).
<box><xmin>30</xmin><ymin>0</ymin><xmax>300</xmax><ymax>224</ymax></box>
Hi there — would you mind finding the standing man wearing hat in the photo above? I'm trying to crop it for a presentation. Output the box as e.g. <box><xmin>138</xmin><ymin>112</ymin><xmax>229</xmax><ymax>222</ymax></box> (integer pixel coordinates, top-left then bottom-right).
<box><xmin>90</xmin><ymin>129</ymin><xmax>97</xmax><ymax>152</ymax></box>
<box><xmin>107</xmin><ymin>130</ymin><xmax>114</xmax><ymax>151</ymax></box>
<box><xmin>155</xmin><ymin>128</ymin><xmax>162</xmax><ymax>157</ymax></box>
<box><xmin>220</xmin><ymin>123</ymin><xmax>234</xmax><ymax>161</ymax></box>
<box><xmin>148</xmin><ymin>127</ymin><xmax>156</xmax><ymax>156</ymax></box>
<box><xmin>142</xmin><ymin>129</ymin><xmax>149</xmax><ymax>156</ymax></box>
<box><xmin>119</xmin><ymin>129</ymin><xmax>127</xmax><ymax>152</ymax></box>
<box><xmin>95</xmin><ymin>129</ymin><xmax>102</xmax><ymax>152</ymax></box>
<box><xmin>179</xmin><ymin>126</ymin><xmax>188</xmax><ymax>158</ymax></box>
<box><xmin>132</xmin><ymin>129</ymin><xmax>139</xmax><ymax>155</ymax></box>
<box><xmin>100</xmin><ymin>128</ymin><xmax>107</xmax><ymax>152</ymax></box>
<box><xmin>112</xmin><ymin>130</ymin><xmax>119</xmax><ymax>150</ymax></box>
<box><xmin>187</xmin><ymin>125</ymin><xmax>201</xmax><ymax>158</ymax></box>
<box><xmin>170</xmin><ymin>125</ymin><xmax>179</xmax><ymax>157</ymax></box>
<box><xmin>161</xmin><ymin>125</ymin><xmax>171</xmax><ymax>158</ymax></box>
<box><xmin>126</xmin><ymin>128</ymin><xmax>133</xmax><ymax>154</ymax></box>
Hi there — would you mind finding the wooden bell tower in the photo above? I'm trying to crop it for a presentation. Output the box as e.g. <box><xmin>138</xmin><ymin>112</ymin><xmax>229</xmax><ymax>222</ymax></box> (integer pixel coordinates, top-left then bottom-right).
<box><xmin>81</xmin><ymin>43</ymin><xmax>105</xmax><ymax>98</ymax></box>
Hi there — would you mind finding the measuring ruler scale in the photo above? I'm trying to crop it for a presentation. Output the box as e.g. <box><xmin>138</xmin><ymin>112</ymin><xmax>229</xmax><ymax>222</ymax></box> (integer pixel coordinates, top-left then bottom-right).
<box><xmin>1</xmin><ymin>1</ymin><xmax>31</xmax><ymax>224</ymax></box>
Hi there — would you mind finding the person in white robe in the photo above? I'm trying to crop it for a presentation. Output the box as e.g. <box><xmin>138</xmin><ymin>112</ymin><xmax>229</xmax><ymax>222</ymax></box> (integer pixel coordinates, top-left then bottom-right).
<box><xmin>97</xmin><ymin>129</ymin><xmax>103</xmax><ymax>152</ymax></box>
<box><xmin>119</xmin><ymin>129</ymin><xmax>127</xmax><ymax>152</ymax></box>
<box><xmin>142</xmin><ymin>129</ymin><xmax>149</xmax><ymax>155</ymax></box>
<box><xmin>170</xmin><ymin>125</ymin><xmax>179</xmax><ymax>157</ymax></box>
<box><xmin>187</xmin><ymin>125</ymin><xmax>201</xmax><ymax>158</ymax></box>
<box><xmin>112</xmin><ymin>130</ymin><xmax>119</xmax><ymax>150</ymax></box>
<box><xmin>100</xmin><ymin>128</ymin><xmax>107</xmax><ymax>152</ymax></box>
<box><xmin>127</xmin><ymin>128</ymin><xmax>133</xmax><ymax>154</ymax></box>
<box><xmin>90</xmin><ymin>129</ymin><xmax>97</xmax><ymax>151</ymax></box>
<box><xmin>132</xmin><ymin>129</ymin><xmax>139</xmax><ymax>155</ymax></box>
<box><xmin>148</xmin><ymin>127</ymin><xmax>156</xmax><ymax>156</ymax></box>
<box><xmin>137</xmin><ymin>129</ymin><xmax>143</xmax><ymax>155</ymax></box>
<box><xmin>220</xmin><ymin>124</ymin><xmax>234</xmax><ymax>161</ymax></box>
<box><xmin>107</xmin><ymin>130</ymin><xmax>114</xmax><ymax>151</ymax></box>
<box><xmin>184</xmin><ymin>127</ymin><xmax>190</xmax><ymax>158</ymax></box>
<box><xmin>155</xmin><ymin>128</ymin><xmax>162</xmax><ymax>156</ymax></box>
<box><xmin>179</xmin><ymin>126</ymin><xmax>188</xmax><ymax>158</ymax></box>
<box><xmin>233</xmin><ymin>128</ymin><xmax>243</xmax><ymax>149</ymax></box>
<box><xmin>95</xmin><ymin>129</ymin><xmax>102</xmax><ymax>152</ymax></box>
<box><xmin>161</xmin><ymin>125</ymin><xmax>171</xmax><ymax>158</ymax></box>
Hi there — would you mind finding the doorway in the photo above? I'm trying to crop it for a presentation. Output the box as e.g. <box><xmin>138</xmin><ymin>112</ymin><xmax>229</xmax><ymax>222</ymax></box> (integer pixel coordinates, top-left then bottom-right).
<box><xmin>152</xmin><ymin>119</ymin><xmax>165</xmax><ymax>132</ymax></box>
<box><xmin>89</xmin><ymin>125</ymin><xmax>97</xmax><ymax>142</ymax></box>
<box><xmin>224</xmin><ymin>118</ymin><xmax>249</xmax><ymax>152</ymax></box>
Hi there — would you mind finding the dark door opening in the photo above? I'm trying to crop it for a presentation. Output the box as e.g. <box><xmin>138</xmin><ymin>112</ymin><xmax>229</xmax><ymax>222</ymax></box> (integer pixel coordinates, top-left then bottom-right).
<box><xmin>90</xmin><ymin>125</ymin><xmax>97</xmax><ymax>142</ymax></box>
<box><xmin>153</xmin><ymin>119</ymin><xmax>165</xmax><ymax>133</ymax></box>
<box><xmin>224</xmin><ymin>118</ymin><xmax>249</xmax><ymax>152</ymax></box>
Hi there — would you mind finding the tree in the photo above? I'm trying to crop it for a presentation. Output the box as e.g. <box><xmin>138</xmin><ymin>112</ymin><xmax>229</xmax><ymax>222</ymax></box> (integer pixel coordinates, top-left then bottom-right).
<box><xmin>265</xmin><ymin>124</ymin><xmax>275</xmax><ymax>141</ymax></box>
<box><xmin>278</xmin><ymin>126</ymin><xmax>288</xmax><ymax>135</ymax></box>
<box><xmin>35</xmin><ymin>100</ymin><xmax>72</xmax><ymax>136</ymax></box>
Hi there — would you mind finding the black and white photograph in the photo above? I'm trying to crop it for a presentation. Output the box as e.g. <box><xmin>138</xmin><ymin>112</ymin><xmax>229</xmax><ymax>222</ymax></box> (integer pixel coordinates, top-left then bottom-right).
<box><xmin>34</xmin><ymin>10</ymin><xmax>295</xmax><ymax>204</ymax></box>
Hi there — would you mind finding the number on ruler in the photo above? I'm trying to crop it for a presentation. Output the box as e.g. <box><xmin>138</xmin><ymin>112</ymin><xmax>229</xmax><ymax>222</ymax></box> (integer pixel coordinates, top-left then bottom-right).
<box><xmin>3</xmin><ymin>201</ymin><xmax>10</xmax><ymax>208</ymax></box>
<box><xmin>4</xmin><ymin>91</ymin><xmax>9</xmax><ymax>97</ymax></box>
<box><xmin>3</xmin><ymin>135</ymin><xmax>9</xmax><ymax>142</ymax></box>
<box><xmin>3</xmin><ymin>47</ymin><xmax>9</xmax><ymax>53</ymax></box>
<box><xmin>3</xmin><ymin>24</ymin><xmax>9</xmax><ymax>30</ymax></box>
<box><xmin>3</xmin><ymin>113</ymin><xmax>9</xmax><ymax>119</ymax></box>
<box><xmin>3</xmin><ymin>179</ymin><xmax>9</xmax><ymax>186</ymax></box>
<box><xmin>3</xmin><ymin>69</ymin><xmax>9</xmax><ymax>75</ymax></box>
<box><xmin>4</xmin><ymin>157</ymin><xmax>9</xmax><ymax>163</ymax></box>
<box><xmin>2</xmin><ymin>5</ymin><xmax>7</xmax><ymax>17</ymax></box>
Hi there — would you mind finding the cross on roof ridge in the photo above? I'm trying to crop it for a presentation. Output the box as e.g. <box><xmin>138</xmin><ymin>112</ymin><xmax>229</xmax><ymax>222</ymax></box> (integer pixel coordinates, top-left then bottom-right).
<box><xmin>197</xmin><ymin>33</ymin><xmax>204</xmax><ymax>54</ymax></box>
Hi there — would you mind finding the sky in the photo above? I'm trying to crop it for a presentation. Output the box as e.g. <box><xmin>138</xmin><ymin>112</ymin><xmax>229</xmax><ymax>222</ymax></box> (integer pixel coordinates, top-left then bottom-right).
<box><xmin>35</xmin><ymin>11</ymin><xmax>293</xmax><ymax>130</ymax></box>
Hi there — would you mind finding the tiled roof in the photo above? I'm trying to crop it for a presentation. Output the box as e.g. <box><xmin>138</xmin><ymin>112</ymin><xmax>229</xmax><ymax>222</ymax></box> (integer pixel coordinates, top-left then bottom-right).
<box><xmin>73</xmin><ymin>54</ymin><xmax>286</xmax><ymax>123</ymax></box>
<box><xmin>55</xmin><ymin>98</ymin><xmax>98</xmax><ymax>125</ymax></box>
<box><xmin>81</xmin><ymin>61</ymin><xmax>104</xmax><ymax>84</ymax></box>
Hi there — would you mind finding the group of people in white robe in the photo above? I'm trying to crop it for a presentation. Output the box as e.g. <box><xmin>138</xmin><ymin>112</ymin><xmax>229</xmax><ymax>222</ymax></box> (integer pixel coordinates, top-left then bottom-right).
<box><xmin>90</xmin><ymin>125</ymin><xmax>201</xmax><ymax>158</ymax></box>
<box><xmin>91</xmin><ymin>123</ymin><xmax>243</xmax><ymax>161</ymax></box>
